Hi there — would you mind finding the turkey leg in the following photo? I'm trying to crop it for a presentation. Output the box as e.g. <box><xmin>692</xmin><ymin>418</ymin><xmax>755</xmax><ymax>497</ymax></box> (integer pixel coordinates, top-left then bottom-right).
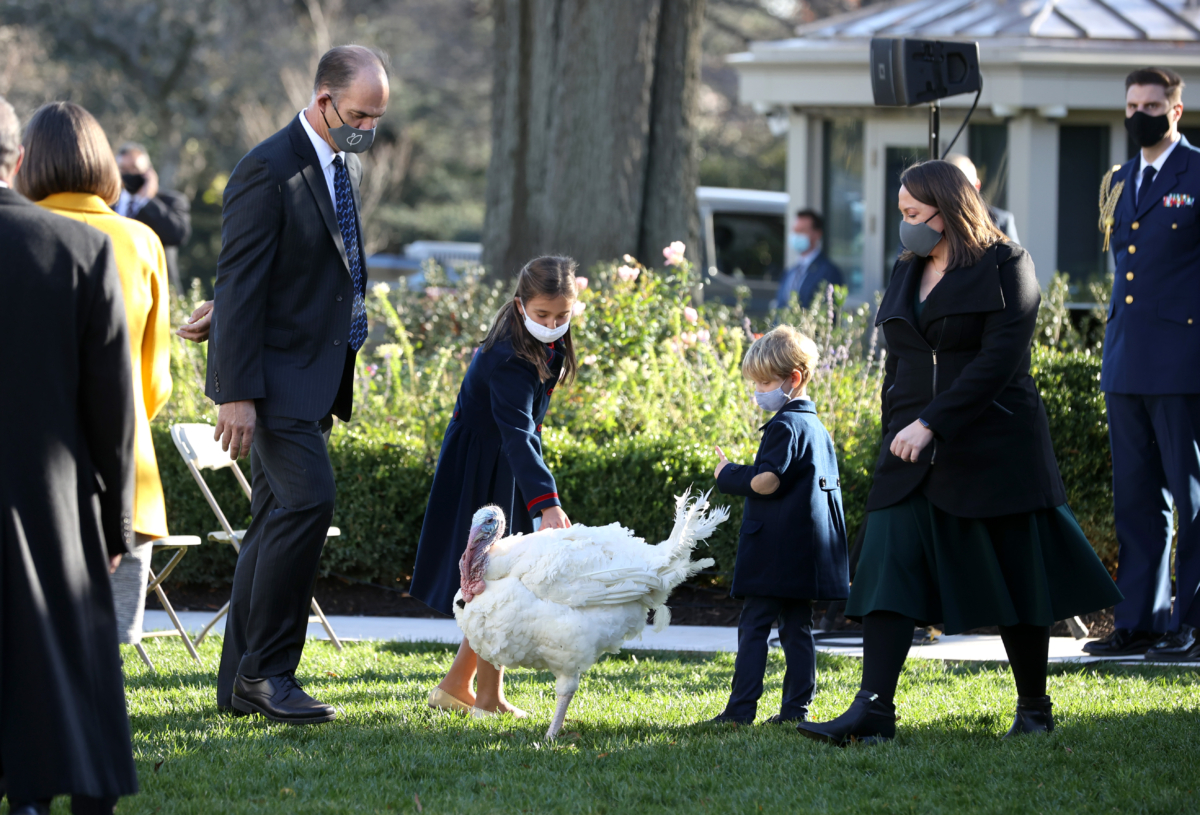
<box><xmin>545</xmin><ymin>692</ymin><xmax>575</xmax><ymax>740</ymax></box>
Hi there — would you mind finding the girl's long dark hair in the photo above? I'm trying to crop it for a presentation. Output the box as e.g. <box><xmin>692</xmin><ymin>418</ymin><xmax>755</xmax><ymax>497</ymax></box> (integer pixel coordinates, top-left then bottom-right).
<box><xmin>481</xmin><ymin>255</ymin><xmax>579</xmax><ymax>384</ymax></box>
<box><xmin>898</xmin><ymin>159</ymin><xmax>1008</xmax><ymax>271</ymax></box>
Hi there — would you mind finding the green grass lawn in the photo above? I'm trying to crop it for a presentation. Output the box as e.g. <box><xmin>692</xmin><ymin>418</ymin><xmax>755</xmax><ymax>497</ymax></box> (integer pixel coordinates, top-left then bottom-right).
<box><xmin>24</xmin><ymin>638</ymin><xmax>1200</xmax><ymax>814</ymax></box>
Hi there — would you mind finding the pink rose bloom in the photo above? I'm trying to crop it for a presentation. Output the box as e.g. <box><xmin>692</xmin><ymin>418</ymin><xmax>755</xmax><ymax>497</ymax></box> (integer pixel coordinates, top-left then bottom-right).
<box><xmin>582</xmin><ymin>354</ymin><xmax>598</xmax><ymax>366</ymax></box>
<box><xmin>662</xmin><ymin>241</ymin><xmax>686</xmax><ymax>267</ymax></box>
<box><xmin>681</xmin><ymin>331</ymin><xmax>697</xmax><ymax>348</ymax></box>
<box><xmin>572</xmin><ymin>301</ymin><xmax>586</xmax><ymax>316</ymax></box>
<box><xmin>697</xmin><ymin>328</ymin><xmax>711</xmax><ymax>344</ymax></box>
<box><xmin>683</xmin><ymin>306</ymin><xmax>698</xmax><ymax>324</ymax></box>
<box><xmin>617</xmin><ymin>265</ymin><xmax>640</xmax><ymax>282</ymax></box>
<box><xmin>575</xmin><ymin>277</ymin><xmax>588</xmax><ymax>290</ymax></box>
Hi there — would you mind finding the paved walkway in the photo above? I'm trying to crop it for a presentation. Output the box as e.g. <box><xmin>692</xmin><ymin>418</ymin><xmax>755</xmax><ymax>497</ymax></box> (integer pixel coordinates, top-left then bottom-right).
<box><xmin>143</xmin><ymin>611</ymin><xmax>1199</xmax><ymax>667</ymax></box>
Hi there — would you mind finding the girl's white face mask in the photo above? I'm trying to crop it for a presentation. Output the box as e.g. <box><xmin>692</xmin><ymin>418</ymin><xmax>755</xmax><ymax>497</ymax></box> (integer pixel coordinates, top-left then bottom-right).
<box><xmin>521</xmin><ymin>300</ymin><xmax>571</xmax><ymax>343</ymax></box>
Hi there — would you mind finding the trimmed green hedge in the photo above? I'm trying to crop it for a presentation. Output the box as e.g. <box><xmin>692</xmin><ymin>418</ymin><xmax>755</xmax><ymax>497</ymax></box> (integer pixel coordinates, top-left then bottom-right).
<box><xmin>154</xmin><ymin>345</ymin><xmax>1114</xmax><ymax>588</ymax></box>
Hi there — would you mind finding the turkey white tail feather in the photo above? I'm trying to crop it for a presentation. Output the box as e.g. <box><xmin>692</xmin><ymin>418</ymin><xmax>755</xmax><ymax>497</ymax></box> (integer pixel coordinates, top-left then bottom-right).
<box><xmin>659</xmin><ymin>489</ymin><xmax>729</xmax><ymax>571</ymax></box>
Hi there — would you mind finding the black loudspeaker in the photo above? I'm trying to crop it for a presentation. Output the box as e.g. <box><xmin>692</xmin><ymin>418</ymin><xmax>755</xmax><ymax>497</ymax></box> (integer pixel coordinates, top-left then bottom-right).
<box><xmin>870</xmin><ymin>38</ymin><xmax>981</xmax><ymax>106</ymax></box>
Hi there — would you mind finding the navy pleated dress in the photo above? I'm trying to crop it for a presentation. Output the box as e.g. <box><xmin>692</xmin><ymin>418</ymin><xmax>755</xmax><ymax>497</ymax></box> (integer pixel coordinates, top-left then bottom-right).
<box><xmin>409</xmin><ymin>334</ymin><xmax>565</xmax><ymax>615</ymax></box>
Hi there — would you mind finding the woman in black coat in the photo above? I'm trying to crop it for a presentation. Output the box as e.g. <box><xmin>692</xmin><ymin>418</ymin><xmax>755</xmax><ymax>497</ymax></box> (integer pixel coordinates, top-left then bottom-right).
<box><xmin>799</xmin><ymin>160</ymin><xmax>1121</xmax><ymax>746</ymax></box>
<box><xmin>410</xmin><ymin>256</ymin><xmax>578</xmax><ymax>718</ymax></box>
<box><xmin>1</xmin><ymin>164</ymin><xmax>138</xmax><ymax>809</ymax></box>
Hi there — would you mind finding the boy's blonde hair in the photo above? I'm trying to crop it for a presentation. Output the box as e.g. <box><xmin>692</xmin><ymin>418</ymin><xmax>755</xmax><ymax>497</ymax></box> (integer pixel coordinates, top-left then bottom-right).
<box><xmin>741</xmin><ymin>325</ymin><xmax>820</xmax><ymax>385</ymax></box>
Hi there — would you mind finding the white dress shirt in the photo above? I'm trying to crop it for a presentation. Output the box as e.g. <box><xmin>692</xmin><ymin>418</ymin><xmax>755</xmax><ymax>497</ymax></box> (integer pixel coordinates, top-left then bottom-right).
<box><xmin>1136</xmin><ymin>134</ymin><xmax>1180</xmax><ymax>197</ymax></box>
<box><xmin>298</xmin><ymin>110</ymin><xmax>346</xmax><ymax>215</ymax></box>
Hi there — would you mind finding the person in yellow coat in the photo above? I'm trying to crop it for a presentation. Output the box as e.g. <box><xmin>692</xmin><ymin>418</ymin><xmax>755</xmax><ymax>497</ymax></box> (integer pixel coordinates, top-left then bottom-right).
<box><xmin>18</xmin><ymin>101</ymin><xmax>173</xmax><ymax>647</ymax></box>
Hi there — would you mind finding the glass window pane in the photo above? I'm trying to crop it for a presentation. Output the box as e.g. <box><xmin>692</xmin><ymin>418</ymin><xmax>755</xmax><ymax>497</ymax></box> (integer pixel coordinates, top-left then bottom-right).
<box><xmin>711</xmin><ymin>212</ymin><xmax>786</xmax><ymax>281</ymax></box>
<box><xmin>1057</xmin><ymin>125</ymin><xmax>1111</xmax><ymax>291</ymax></box>
<box><xmin>884</xmin><ymin>145</ymin><xmax>930</xmax><ymax>285</ymax></box>
<box><xmin>968</xmin><ymin>123</ymin><xmax>1009</xmax><ymax>210</ymax></box>
<box><xmin>822</xmin><ymin>118</ymin><xmax>865</xmax><ymax>293</ymax></box>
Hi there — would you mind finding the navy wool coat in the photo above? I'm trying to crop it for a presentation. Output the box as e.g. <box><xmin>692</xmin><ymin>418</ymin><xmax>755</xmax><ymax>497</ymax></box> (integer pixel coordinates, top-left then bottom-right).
<box><xmin>1102</xmin><ymin>135</ymin><xmax>1200</xmax><ymax>395</ymax></box>
<box><xmin>716</xmin><ymin>400</ymin><xmax>850</xmax><ymax>601</ymax></box>
<box><xmin>410</xmin><ymin>335</ymin><xmax>564</xmax><ymax>615</ymax></box>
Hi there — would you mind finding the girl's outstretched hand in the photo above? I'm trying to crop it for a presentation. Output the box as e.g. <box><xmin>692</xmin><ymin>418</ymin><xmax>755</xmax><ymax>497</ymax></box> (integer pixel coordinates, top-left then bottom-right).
<box><xmin>714</xmin><ymin>445</ymin><xmax>730</xmax><ymax>479</ymax></box>
<box><xmin>541</xmin><ymin>506</ymin><xmax>572</xmax><ymax>530</ymax></box>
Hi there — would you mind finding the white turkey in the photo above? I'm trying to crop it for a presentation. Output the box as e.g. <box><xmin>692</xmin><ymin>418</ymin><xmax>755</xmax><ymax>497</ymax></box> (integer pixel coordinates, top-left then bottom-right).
<box><xmin>453</xmin><ymin>491</ymin><xmax>729</xmax><ymax>739</ymax></box>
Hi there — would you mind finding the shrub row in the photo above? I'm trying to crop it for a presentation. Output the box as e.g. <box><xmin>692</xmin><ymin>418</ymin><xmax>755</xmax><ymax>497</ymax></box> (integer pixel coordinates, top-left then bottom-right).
<box><xmin>154</xmin><ymin>345</ymin><xmax>1114</xmax><ymax>589</ymax></box>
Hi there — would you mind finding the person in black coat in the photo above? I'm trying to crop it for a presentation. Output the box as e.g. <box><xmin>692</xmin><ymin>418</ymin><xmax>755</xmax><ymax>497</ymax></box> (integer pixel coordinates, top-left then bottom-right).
<box><xmin>0</xmin><ymin>96</ymin><xmax>138</xmax><ymax>814</ymax></box>
<box><xmin>706</xmin><ymin>326</ymin><xmax>850</xmax><ymax>725</ymax></box>
<box><xmin>116</xmin><ymin>143</ymin><xmax>192</xmax><ymax>294</ymax></box>
<box><xmin>410</xmin><ymin>256</ymin><xmax>579</xmax><ymax>718</ymax></box>
<box><xmin>205</xmin><ymin>45</ymin><xmax>390</xmax><ymax>724</ymax></box>
<box><xmin>799</xmin><ymin>160</ymin><xmax>1121</xmax><ymax>747</ymax></box>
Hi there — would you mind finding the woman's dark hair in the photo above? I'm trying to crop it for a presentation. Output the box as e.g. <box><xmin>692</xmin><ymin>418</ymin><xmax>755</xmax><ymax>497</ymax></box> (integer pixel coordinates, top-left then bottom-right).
<box><xmin>482</xmin><ymin>255</ymin><xmax>579</xmax><ymax>384</ymax></box>
<box><xmin>16</xmin><ymin>101</ymin><xmax>121</xmax><ymax>205</ymax></box>
<box><xmin>899</xmin><ymin>159</ymin><xmax>1007</xmax><ymax>270</ymax></box>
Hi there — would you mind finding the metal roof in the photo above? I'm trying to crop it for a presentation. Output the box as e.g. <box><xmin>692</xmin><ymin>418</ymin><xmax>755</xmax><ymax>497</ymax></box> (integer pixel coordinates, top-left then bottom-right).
<box><xmin>793</xmin><ymin>0</ymin><xmax>1200</xmax><ymax>43</ymax></box>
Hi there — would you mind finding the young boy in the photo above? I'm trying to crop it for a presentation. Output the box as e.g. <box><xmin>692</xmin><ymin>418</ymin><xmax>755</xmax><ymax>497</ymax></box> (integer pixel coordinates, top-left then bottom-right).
<box><xmin>707</xmin><ymin>325</ymin><xmax>850</xmax><ymax>724</ymax></box>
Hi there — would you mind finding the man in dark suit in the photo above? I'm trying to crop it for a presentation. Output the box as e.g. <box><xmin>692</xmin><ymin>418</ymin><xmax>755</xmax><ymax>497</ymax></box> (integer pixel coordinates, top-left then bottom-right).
<box><xmin>945</xmin><ymin>153</ymin><xmax>1021</xmax><ymax>243</ymax></box>
<box><xmin>0</xmin><ymin>95</ymin><xmax>138</xmax><ymax>815</ymax></box>
<box><xmin>1084</xmin><ymin>67</ymin><xmax>1200</xmax><ymax>661</ymax></box>
<box><xmin>772</xmin><ymin>209</ymin><xmax>844</xmax><ymax>310</ymax></box>
<box><xmin>207</xmin><ymin>45</ymin><xmax>389</xmax><ymax>722</ymax></box>
<box><xmin>115</xmin><ymin>143</ymin><xmax>192</xmax><ymax>294</ymax></box>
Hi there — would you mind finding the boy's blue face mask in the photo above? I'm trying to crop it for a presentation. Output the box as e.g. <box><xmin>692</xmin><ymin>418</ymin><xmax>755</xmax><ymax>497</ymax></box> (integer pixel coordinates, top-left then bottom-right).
<box><xmin>754</xmin><ymin>377</ymin><xmax>799</xmax><ymax>412</ymax></box>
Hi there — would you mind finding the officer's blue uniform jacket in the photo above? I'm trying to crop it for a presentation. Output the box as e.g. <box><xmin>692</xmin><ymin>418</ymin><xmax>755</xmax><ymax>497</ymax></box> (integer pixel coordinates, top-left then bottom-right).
<box><xmin>410</xmin><ymin>335</ymin><xmax>564</xmax><ymax>615</ymax></box>
<box><xmin>716</xmin><ymin>399</ymin><xmax>850</xmax><ymax>601</ymax></box>
<box><xmin>1103</xmin><ymin>135</ymin><xmax>1200</xmax><ymax>394</ymax></box>
<box><xmin>773</xmin><ymin>251</ymin><xmax>844</xmax><ymax>310</ymax></box>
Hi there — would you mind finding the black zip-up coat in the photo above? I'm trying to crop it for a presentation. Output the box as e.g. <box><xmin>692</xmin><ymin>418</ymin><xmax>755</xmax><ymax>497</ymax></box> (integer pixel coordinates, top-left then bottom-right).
<box><xmin>867</xmin><ymin>242</ymin><xmax>1067</xmax><ymax>517</ymax></box>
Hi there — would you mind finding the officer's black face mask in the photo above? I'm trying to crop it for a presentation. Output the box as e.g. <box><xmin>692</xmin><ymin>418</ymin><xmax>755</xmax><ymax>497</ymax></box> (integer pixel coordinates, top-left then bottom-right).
<box><xmin>1125</xmin><ymin>110</ymin><xmax>1171</xmax><ymax>149</ymax></box>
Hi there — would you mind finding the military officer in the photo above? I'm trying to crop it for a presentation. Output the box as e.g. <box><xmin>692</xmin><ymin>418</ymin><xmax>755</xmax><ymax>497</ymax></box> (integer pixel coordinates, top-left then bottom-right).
<box><xmin>1084</xmin><ymin>67</ymin><xmax>1200</xmax><ymax>661</ymax></box>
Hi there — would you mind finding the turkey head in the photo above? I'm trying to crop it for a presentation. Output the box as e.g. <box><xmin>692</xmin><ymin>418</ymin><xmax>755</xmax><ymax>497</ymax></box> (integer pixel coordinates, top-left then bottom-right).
<box><xmin>458</xmin><ymin>505</ymin><xmax>506</xmax><ymax>604</ymax></box>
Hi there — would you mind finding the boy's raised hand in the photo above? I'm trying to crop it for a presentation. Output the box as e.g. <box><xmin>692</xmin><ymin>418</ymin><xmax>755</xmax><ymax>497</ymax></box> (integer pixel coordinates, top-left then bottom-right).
<box><xmin>714</xmin><ymin>445</ymin><xmax>730</xmax><ymax>479</ymax></box>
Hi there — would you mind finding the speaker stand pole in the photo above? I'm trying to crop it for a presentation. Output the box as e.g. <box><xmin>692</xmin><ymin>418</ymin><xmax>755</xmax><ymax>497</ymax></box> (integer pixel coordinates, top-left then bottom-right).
<box><xmin>928</xmin><ymin>99</ymin><xmax>940</xmax><ymax>160</ymax></box>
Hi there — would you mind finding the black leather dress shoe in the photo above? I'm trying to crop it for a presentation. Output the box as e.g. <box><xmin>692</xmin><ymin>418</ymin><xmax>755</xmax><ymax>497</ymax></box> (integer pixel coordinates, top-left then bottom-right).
<box><xmin>231</xmin><ymin>673</ymin><xmax>336</xmax><ymax>724</ymax></box>
<box><xmin>797</xmin><ymin>689</ymin><xmax>896</xmax><ymax>746</ymax></box>
<box><xmin>762</xmin><ymin>712</ymin><xmax>808</xmax><ymax>724</ymax></box>
<box><xmin>8</xmin><ymin>801</ymin><xmax>51</xmax><ymax>815</ymax></box>
<box><xmin>1004</xmin><ymin>695</ymin><xmax>1054</xmax><ymax>738</ymax></box>
<box><xmin>1145</xmin><ymin>625</ymin><xmax>1200</xmax><ymax>662</ymax></box>
<box><xmin>702</xmin><ymin>712</ymin><xmax>753</xmax><ymax>725</ymax></box>
<box><xmin>1081</xmin><ymin>628</ymin><xmax>1162</xmax><ymax>657</ymax></box>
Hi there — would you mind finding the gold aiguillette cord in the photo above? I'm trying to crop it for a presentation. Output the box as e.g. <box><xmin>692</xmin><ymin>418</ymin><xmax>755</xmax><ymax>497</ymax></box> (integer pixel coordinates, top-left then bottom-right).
<box><xmin>1098</xmin><ymin>165</ymin><xmax>1125</xmax><ymax>253</ymax></box>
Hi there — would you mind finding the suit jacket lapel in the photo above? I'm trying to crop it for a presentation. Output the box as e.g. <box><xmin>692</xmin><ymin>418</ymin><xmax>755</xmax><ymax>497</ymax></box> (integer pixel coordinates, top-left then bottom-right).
<box><xmin>289</xmin><ymin>117</ymin><xmax>350</xmax><ymax>273</ymax></box>
<box><xmin>1135</xmin><ymin>136</ymin><xmax>1192</xmax><ymax>220</ymax></box>
<box><xmin>918</xmin><ymin>245</ymin><xmax>1005</xmax><ymax>328</ymax></box>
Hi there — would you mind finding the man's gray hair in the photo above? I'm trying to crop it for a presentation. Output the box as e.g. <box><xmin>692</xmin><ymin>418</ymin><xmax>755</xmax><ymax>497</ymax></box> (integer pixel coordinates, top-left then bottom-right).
<box><xmin>0</xmin><ymin>96</ymin><xmax>20</xmax><ymax>177</ymax></box>
<box><xmin>117</xmin><ymin>141</ymin><xmax>149</xmax><ymax>159</ymax></box>
<box><xmin>313</xmin><ymin>44</ymin><xmax>391</xmax><ymax>98</ymax></box>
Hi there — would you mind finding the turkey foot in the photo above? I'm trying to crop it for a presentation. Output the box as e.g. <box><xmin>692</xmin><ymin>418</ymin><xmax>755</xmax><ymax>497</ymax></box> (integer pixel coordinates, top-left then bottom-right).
<box><xmin>545</xmin><ymin>691</ymin><xmax>575</xmax><ymax>740</ymax></box>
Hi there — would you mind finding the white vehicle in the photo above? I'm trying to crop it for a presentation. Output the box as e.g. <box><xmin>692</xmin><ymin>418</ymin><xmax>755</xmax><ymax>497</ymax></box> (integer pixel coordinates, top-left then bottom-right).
<box><xmin>369</xmin><ymin>187</ymin><xmax>789</xmax><ymax>310</ymax></box>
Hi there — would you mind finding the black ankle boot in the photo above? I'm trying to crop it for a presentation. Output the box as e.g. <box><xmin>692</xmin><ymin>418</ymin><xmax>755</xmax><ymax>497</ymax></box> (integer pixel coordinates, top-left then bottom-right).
<box><xmin>1004</xmin><ymin>695</ymin><xmax>1054</xmax><ymax>738</ymax></box>
<box><xmin>796</xmin><ymin>689</ymin><xmax>896</xmax><ymax>746</ymax></box>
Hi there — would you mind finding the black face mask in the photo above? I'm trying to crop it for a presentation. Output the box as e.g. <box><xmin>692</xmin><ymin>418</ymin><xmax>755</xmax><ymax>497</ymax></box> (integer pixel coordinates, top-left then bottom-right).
<box><xmin>121</xmin><ymin>173</ymin><xmax>146</xmax><ymax>194</ymax></box>
<box><xmin>1125</xmin><ymin>110</ymin><xmax>1171</xmax><ymax>149</ymax></box>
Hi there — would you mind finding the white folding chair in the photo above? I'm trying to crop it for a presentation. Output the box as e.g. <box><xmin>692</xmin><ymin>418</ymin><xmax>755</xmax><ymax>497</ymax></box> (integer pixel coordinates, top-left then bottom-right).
<box><xmin>169</xmin><ymin>423</ymin><xmax>344</xmax><ymax>651</ymax></box>
<box><xmin>134</xmin><ymin>534</ymin><xmax>204</xmax><ymax>670</ymax></box>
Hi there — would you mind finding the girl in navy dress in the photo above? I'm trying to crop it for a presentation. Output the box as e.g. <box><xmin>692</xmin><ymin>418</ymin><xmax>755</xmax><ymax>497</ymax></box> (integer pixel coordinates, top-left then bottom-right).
<box><xmin>410</xmin><ymin>255</ymin><xmax>578</xmax><ymax>717</ymax></box>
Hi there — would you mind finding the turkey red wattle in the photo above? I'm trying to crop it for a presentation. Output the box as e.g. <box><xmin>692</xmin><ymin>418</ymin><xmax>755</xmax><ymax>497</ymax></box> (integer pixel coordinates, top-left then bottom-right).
<box><xmin>458</xmin><ymin>506</ymin><xmax>506</xmax><ymax>603</ymax></box>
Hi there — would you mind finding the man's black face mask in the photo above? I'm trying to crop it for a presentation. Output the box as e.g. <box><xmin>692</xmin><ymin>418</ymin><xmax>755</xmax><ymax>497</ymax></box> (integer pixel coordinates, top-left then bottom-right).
<box><xmin>1125</xmin><ymin>110</ymin><xmax>1171</xmax><ymax>149</ymax></box>
<box><xmin>121</xmin><ymin>173</ymin><xmax>146</xmax><ymax>194</ymax></box>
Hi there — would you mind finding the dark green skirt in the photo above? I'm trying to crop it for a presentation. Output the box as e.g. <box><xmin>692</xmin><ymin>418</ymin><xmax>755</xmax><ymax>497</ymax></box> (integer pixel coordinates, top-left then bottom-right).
<box><xmin>845</xmin><ymin>494</ymin><xmax>1122</xmax><ymax>634</ymax></box>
